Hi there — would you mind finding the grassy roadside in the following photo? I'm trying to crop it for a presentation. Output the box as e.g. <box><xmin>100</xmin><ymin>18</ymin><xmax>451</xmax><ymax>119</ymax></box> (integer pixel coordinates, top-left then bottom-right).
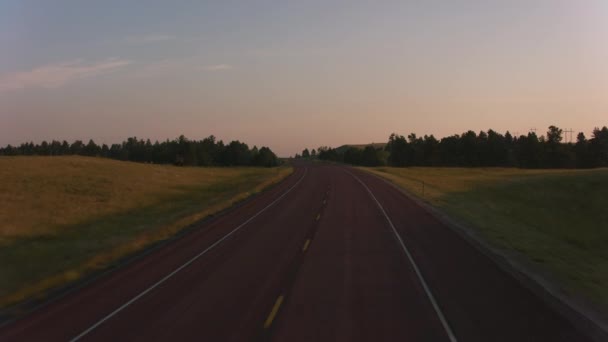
<box><xmin>0</xmin><ymin>156</ymin><xmax>293</xmax><ymax>308</ymax></box>
<box><xmin>361</xmin><ymin>167</ymin><xmax>608</xmax><ymax>308</ymax></box>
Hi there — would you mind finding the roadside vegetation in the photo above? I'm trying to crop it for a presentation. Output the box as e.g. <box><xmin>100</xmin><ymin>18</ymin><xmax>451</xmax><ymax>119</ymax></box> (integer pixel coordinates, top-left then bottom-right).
<box><xmin>0</xmin><ymin>134</ymin><xmax>280</xmax><ymax>167</ymax></box>
<box><xmin>314</xmin><ymin>125</ymin><xmax>608</xmax><ymax>169</ymax></box>
<box><xmin>363</xmin><ymin>166</ymin><xmax>608</xmax><ymax>308</ymax></box>
<box><xmin>0</xmin><ymin>156</ymin><xmax>292</xmax><ymax>308</ymax></box>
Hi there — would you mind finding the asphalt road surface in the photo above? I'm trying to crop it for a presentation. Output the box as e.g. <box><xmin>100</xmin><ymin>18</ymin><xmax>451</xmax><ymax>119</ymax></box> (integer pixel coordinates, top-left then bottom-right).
<box><xmin>0</xmin><ymin>164</ymin><xmax>592</xmax><ymax>341</ymax></box>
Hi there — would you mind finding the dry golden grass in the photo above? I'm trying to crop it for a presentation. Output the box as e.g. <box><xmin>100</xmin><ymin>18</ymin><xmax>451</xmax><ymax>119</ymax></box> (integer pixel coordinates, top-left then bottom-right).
<box><xmin>0</xmin><ymin>156</ymin><xmax>285</xmax><ymax>241</ymax></box>
<box><xmin>362</xmin><ymin>167</ymin><xmax>575</xmax><ymax>206</ymax></box>
<box><xmin>0</xmin><ymin>156</ymin><xmax>292</xmax><ymax>307</ymax></box>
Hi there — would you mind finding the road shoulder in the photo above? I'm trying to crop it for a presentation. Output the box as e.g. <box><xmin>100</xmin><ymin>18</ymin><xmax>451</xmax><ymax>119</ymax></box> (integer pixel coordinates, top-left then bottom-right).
<box><xmin>358</xmin><ymin>167</ymin><xmax>608</xmax><ymax>342</ymax></box>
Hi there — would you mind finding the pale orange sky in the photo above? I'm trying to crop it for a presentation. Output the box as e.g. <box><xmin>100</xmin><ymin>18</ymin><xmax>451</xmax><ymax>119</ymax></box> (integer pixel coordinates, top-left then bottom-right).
<box><xmin>1</xmin><ymin>1</ymin><xmax>607</xmax><ymax>156</ymax></box>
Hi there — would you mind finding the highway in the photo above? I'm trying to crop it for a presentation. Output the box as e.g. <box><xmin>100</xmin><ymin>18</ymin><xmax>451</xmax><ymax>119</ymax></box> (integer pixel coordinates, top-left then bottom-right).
<box><xmin>0</xmin><ymin>164</ymin><xmax>591</xmax><ymax>341</ymax></box>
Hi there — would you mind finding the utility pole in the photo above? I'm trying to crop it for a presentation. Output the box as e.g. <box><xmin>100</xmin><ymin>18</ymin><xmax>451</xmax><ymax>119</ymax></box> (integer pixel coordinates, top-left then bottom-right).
<box><xmin>529</xmin><ymin>127</ymin><xmax>537</xmax><ymax>134</ymax></box>
<box><xmin>564</xmin><ymin>128</ymin><xmax>574</xmax><ymax>143</ymax></box>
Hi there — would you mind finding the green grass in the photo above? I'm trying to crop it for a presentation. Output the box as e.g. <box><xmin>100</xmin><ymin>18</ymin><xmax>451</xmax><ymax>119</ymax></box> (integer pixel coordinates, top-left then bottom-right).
<box><xmin>362</xmin><ymin>167</ymin><xmax>608</xmax><ymax>307</ymax></box>
<box><xmin>0</xmin><ymin>156</ymin><xmax>292</xmax><ymax>307</ymax></box>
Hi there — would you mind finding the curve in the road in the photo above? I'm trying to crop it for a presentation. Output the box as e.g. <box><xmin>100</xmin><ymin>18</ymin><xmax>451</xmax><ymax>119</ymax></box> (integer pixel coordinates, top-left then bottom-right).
<box><xmin>0</xmin><ymin>163</ymin><xmax>595</xmax><ymax>342</ymax></box>
<box><xmin>69</xmin><ymin>168</ymin><xmax>308</xmax><ymax>342</ymax></box>
<box><xmin>345</xmin><ymin>169</ymin><xmax>457</xmax><ymax>342</ymax></box>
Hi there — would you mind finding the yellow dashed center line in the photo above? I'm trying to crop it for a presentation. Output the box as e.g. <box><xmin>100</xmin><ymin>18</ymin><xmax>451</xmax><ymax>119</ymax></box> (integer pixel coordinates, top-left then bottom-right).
<box><xmin>264</xmin><ymin>295</ymin><xmax>284</xmax><ymax>329</ymax></box>
<box><xmin>262</xmin><ymin>193</ymin><xmax>328</xmax><ymax>330</ymax></box>
<box><xmin>302</xmin><ymin>239</ymin><xmax>311</xmax><ymax>252</ymax></box>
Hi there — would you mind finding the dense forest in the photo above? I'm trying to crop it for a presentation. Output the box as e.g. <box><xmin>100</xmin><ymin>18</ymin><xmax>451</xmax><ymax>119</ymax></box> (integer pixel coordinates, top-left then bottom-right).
<box><xmin>0</xmin><ymin>135</ymin><xmax>280</xmax><ymax>167</ymax></box>
<box><xmin>312</xmin><ymin>125</ymin><xmax>608</xmax><ymax>169</ymax></box>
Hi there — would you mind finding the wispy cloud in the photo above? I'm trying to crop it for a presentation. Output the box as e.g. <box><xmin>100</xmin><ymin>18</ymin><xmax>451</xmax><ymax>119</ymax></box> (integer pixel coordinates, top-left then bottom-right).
<box><xmin>200</xmin><ymin>64</ymin><xmax>233</xmax><ymax>71</ymax></box>
<box><xmin>0</xmin><ymin>58</ymin><xmax>131</xmax><ymax>92</ymax></box>
<box><xmin>123</xmin><ymin>34</ymin><xmax>176</xmax><ymax>44</ymax></box>
<box><xmin>131</xmin><ymin>59</ymin><xmax>181</xmax><ymax>78</ymax></box>
<box><xmin>128</xmin><ymin>60</ymin><xmax>233</xmax><ymax>78</ymax></box>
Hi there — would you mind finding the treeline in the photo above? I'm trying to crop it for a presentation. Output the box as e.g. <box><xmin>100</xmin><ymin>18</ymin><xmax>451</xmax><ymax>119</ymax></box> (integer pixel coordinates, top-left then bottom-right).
<box><xmin>0</xmin><ymin>135</ymin><xmax>280</xmax><ymax>167</ymax></box>
<box><xmin>315</xmin><ymin>126</ymin><xmax>608</xmax><ymax>168</ymax></box>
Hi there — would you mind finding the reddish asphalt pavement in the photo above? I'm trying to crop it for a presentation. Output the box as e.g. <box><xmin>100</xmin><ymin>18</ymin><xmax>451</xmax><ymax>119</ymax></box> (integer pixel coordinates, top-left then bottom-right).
<box><xmin>0</xmin><ymin>164</ymin><xmax>592</xmax><ymax>341</ymax></box>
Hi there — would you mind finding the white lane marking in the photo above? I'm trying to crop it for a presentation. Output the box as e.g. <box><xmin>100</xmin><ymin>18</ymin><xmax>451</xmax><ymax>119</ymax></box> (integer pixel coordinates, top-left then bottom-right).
<box><xmin>70</xmin><ymin>168</ymin><xmax>308</xmax><ymax>342</ymax></box>
<box><xmin>345</xmin><ymin>169</ymin><xmax>458</xmax><ymax>342</ymax></box>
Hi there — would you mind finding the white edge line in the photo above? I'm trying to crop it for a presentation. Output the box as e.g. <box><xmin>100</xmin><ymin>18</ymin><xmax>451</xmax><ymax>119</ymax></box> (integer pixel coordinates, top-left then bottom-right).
<box><xmin>70</xmin><ymin>167</ymin><xmax>308</xmax><ymax>342</ymax></box>
<box><xmin>345</xmin><ymin>169</ymin><xmax>458</xmax><ymax>342</ymax></box>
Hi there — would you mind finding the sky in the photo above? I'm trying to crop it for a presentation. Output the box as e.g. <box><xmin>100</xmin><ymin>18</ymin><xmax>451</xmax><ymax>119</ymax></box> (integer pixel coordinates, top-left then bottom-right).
<box><xmin>1</xmin><ymin>1</ymin><xmax>607</xmax><ymax>156</ymax></box>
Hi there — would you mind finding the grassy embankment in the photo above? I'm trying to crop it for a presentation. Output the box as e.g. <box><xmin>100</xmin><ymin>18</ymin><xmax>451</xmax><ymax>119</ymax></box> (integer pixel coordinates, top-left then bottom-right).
<box><xmin>362</xmin><ymin>167</ymin><xmax>608</xmax><ymax>307</ymax></box>
<box><xmin>0</xmin><ymin>156</ymin><xmax>292</xmax><ymax>308</ymax></box>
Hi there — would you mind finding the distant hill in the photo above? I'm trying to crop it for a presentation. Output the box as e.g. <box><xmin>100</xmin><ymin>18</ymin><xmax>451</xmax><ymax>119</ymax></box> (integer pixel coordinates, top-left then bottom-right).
<box><xmin>334</xmin><ymin>143</ymin><xmax>387</xmax><ymax>154</ymax></box>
